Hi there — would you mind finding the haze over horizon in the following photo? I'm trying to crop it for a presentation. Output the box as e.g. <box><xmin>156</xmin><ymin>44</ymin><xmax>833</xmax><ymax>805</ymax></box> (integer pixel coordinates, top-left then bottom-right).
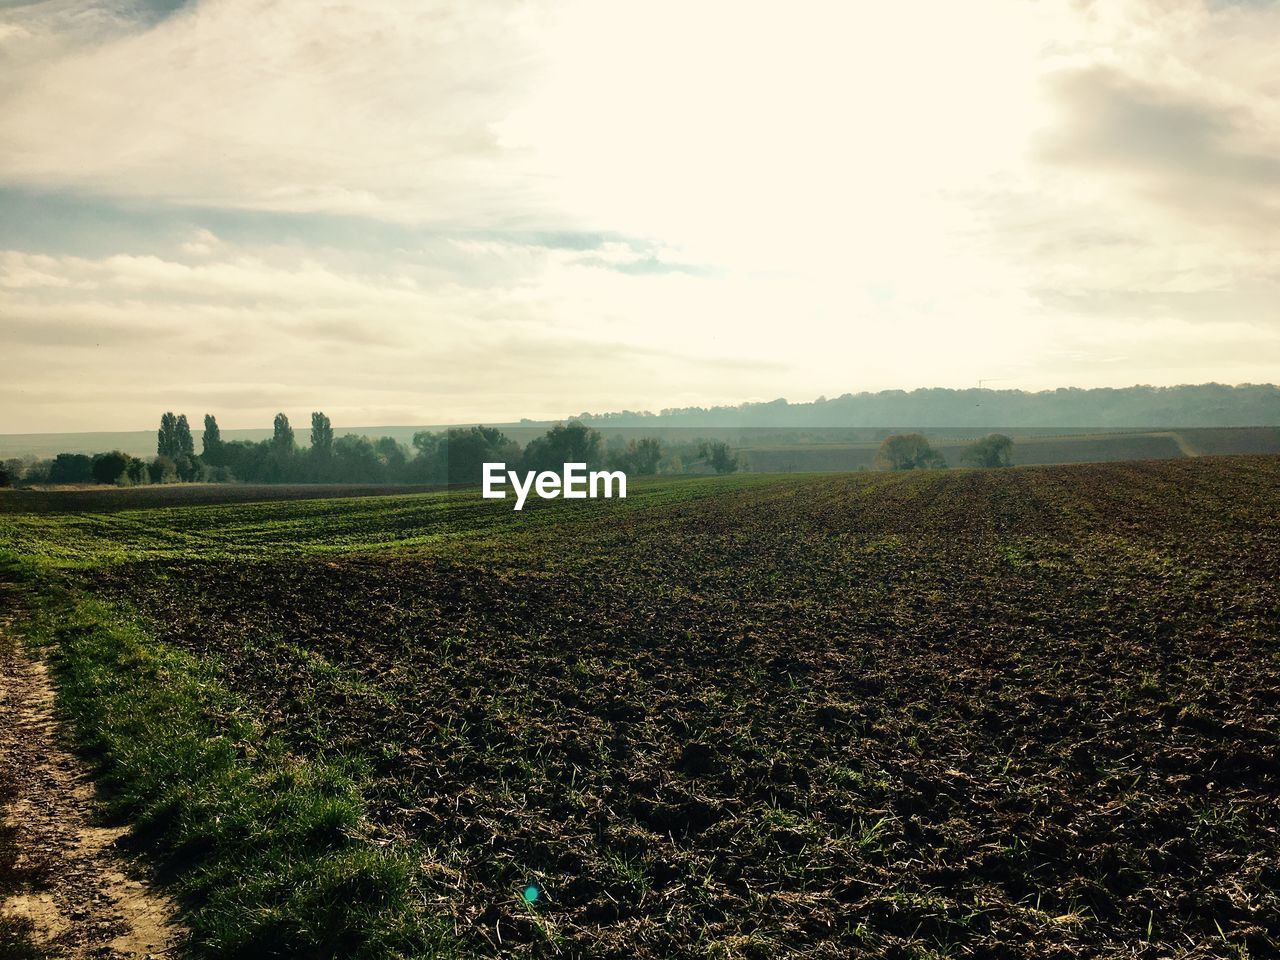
<box><xmin>0</xmin><ymin>381</ymin><xmax>1276</xmax><ymax>443</ymax></box>
<box><xmin>3</xmin><ymin>0</ymin><xmax>1280</xmax><ymax>434</ymax></box>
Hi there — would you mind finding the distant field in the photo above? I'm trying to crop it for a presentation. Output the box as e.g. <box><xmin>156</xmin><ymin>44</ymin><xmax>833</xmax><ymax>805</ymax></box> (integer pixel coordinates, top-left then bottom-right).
<box><xmin>741</xmin><ymin>426</ymin><xmax>1280</xmax><ymax>472</ymax></box>
<box><xmin>1174</xmin><ymin>426</ymin><xmax>1280</xmax><ymax>456</ymax></box>
<box><xmin>2</xmin><ymin>458</ymin><xmax>1278</xmax><ymax>957</ymax></box>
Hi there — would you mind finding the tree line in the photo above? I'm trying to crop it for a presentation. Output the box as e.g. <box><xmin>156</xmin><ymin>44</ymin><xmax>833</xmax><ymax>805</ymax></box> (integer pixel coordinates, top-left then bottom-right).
<box><xmin>577</xmin><ymin>383</ymin><xmax>1280</xmax><ymax>429</ymax></box>
<box><xmin>0</xmin><ymin>418</ymin><xmax>1016</xmax><ymax>489</ymax></box>
<box><xmin>0</xmin><ymin>414</ymin><xmax>743</xmax><ymax>488</ymax></box>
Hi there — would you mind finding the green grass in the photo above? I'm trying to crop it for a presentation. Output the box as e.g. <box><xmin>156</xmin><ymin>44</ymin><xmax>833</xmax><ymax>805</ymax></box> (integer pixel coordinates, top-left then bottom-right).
<box><xmin>3</xmin><ymin>558</ymin><xmax>455</xmax><ymax>959</ymax></box>
<box><xmin>0</xmin><ymin>474</ymin><xmax>780</xmax><ymax>566</ymax></box>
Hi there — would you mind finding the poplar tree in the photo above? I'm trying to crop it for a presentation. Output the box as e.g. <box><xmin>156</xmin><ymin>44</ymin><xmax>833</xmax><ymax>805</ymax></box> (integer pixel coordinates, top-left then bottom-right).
<box><xmin>310</xmin><ymin>411</ymin><xmax>334</xmax><ymax>455</ymax></box>
<box><xmin>176</xmin><ymin>414</ymin><xmax>195</xmax><ymax>458</ymax></box>
<box><xmin>157</xmin><ymin>412</ymin><xmax>179</xmax><ymax>458</ymax></box>
<box><xmin>273</xmin><ymin>413</ymin><xmax>295</xmax><ymax>452</ymax></box>
<box><xmin>202</xmin><ymin>414</ymin><xmax>223</xmax><ymax>460</ymax></box>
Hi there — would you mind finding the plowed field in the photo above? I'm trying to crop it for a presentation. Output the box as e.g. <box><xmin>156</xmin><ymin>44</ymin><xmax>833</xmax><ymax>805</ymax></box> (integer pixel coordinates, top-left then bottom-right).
<box><xmin>4</xmin><ymin>457</ymin><xmax>1278</xmax><ymax>958</ymax></box>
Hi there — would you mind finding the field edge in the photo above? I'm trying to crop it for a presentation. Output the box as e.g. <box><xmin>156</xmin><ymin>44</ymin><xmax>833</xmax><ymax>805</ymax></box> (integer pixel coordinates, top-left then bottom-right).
<box><xmin>0</xmin><ymin>555</ymin><xmax>458</xmax><ymax>960</ymax></box>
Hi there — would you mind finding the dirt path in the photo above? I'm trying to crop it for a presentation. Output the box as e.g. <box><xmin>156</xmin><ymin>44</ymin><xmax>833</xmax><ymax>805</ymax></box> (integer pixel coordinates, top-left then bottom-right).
<box><xmin>1162</xmin><ymin>430</ymin><xmax>1202</xmax><ymax>458</ymax></box>
<box><xmin>0</xmin><ymin>589</ymin><xmax>184</xmax><ymax>959</ymax></box>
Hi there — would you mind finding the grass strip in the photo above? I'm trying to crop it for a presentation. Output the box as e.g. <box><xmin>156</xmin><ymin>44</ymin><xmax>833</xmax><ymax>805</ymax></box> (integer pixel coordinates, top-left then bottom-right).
<box><xmin>3</xmin><ymin>557</ymin><xmax>455</xmax><ymax>959</ymax></box>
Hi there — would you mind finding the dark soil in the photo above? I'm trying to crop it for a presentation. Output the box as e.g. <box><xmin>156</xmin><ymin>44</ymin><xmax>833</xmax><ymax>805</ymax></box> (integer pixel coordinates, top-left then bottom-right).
<box><xmin>87</xmin><ymin>458</ymin><xmax>1280</xmax><ymax>958</ymax></box>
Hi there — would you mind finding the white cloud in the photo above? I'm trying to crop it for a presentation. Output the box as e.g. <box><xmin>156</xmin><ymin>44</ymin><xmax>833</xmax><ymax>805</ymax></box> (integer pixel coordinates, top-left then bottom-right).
<box><xmin>5</xmin><ymin>225</ymin><xmax>1277</xmax><ymax>432</ymax></box>
<box><xmin>0</xmin><ymin>22</ymin><xmax>32</xmax><ymax>43</ymax></box>
<box><xmin>180</xmin><ymin>228</ymin><xmax>222</xmax><ymax>256</ymax></box>
<box><xmin>0</xmin><ymin>0</ymin><xmax>1278</xmax><ymax>431</ymax></box>
<box><xmin>0</xmin><ymin>0</ymin><xmax>552</xmax><ymax>222</ymax></box>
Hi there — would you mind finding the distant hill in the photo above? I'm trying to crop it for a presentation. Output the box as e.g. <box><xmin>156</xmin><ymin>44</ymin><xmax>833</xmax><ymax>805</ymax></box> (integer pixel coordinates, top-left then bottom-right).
<box><xmin>571</xmin><ymin>383</ymin><xmax>1280</xmax><ymax>428</ymax></box>
<box><xmin>4</xmin><ymin>383</ymin><xmax>1278</xmax><ymax>462</ymax></box>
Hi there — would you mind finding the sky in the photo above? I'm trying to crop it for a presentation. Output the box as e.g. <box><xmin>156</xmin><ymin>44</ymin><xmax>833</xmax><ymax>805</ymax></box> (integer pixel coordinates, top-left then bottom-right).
<box><xmin>1</xmin><ymin>0</ymin><xmax>1278</xmax><ymax>432</ymax></box>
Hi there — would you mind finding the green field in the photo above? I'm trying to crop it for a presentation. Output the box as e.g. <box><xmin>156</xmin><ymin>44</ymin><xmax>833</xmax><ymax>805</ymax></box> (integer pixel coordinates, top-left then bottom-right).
<box><xmin>2</xmin><ymin>459</ymin><xmax>1279</xmax><ymax>958</ymax></box>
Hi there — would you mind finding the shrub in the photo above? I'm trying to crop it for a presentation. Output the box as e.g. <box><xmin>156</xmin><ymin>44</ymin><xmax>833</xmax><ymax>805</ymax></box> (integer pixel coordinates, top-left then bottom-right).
<box><xmin>149</xmin><ymin>456</ymin><xmax>178</xmax><ymax>484</ymax></box>
<box><xmin>699</xmin><ymin>441</ymin><xmax>739</xmax><ymax>475</ymax></box>
<box><xmin>127</xmin><ymin>458</ymin><xmax>150</xmax><ymax>485</ymax></box>
<box><xmin>877</xmin><ymin>434</ymin><xmax>946</xmax><ymax>470</ymax></box>
<box><xmin>961</xmin><ymin>434</ymin><xmax>1014</xmax><ymax>468</ymax></box>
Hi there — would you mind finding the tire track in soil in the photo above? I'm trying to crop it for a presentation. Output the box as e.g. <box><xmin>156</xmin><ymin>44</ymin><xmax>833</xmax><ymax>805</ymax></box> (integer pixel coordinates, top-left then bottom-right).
<box><xmin>0</xmin><ymin>589</ymin><xmax>184</xmax><ymax>959</ymax></box>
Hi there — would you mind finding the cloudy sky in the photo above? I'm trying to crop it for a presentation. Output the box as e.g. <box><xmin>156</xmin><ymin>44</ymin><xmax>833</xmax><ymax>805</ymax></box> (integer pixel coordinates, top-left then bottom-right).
<box><xmin>1</xmin><ymin>0</ymin><xmax>1278</xmax><ymax>432</ymax></box>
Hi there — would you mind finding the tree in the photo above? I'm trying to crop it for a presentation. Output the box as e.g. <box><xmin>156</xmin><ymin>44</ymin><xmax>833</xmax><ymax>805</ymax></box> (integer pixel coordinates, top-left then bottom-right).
<box><xmin>91</xmin><ymin>451</ymin><xmax>132</xmax><ymax>485</ymax></box>
<box><xmin>218</xmin><ymin>440</ymin><xmax>269</xmax><ymax>482</ymax></box>
<box><xmin>22</xmin><ymin>460</ymin><xmax>52</xmax><ymax>485</ymax></box>
<box><xmin>127</xmin><ymin>457</ymin><xmax>149</xmax><ymax>485</ymax></box>
<box><xmin>49</xmin><ymin>453</ymin><xmax>94</xmax><ymax>484</ymax></box>
<box><xmin>373</xmin><ymin>436</ymin><xmax>407</xmax><ymax>477</ymax></box>
<box><xmin>410</xmin><ymin>430</ymin><xmax>443</xmax><ymax>472</ymax></box>
<box><xmin>960</xmin><ymin>433</ymin><xmax>1014</xmax><ymax>468</ymax></box>
<box><xmin>608</xmin><ymin>437</ymin><xmax>663</xmax><ymax>475</ymax></box>
<box><xmin>445</xmin><ymin>426</ymin><xmax>518</xmax><ymax>484</ymax></box>
<box><xmin>0</xmin><ymin>463</ymin><xmax>10</xmax><ymax>488</ymax></box>
<box><xmin>631</xmin><ymin>437</ymin><xmax>663</xmax><ymax>475</ymax></box>
<box><xmin>410</xmin><ymin>426</ymin><xmax>519</xmax><ymax>484</ymax></box>
<box><xmin>877</xmin><ymin>433</ymin><xmax>946</xmax><ymax>471</ymax></box>
<box><xmin>698</xmin><ymin>440</ymin><xmax>739</xmax><ymax>475</ymax></box>
<box><xmin>176</xmin><ymin>414</ymin><xmax>195</xmax><ymax>458</ymax></box>
<box><xmin>273</xmin><ymin>413</ymin><xmax>295</xmax><ymax>453</ymax></box>
<box><xmin>332</xmin><ymin>434</ymin><xmax>383</xmax><ymax>483</ymax></box>
<box><xmin>310</xmin><ymin>411</ymin><xmax>334</xmax><ymax>456</ymax></box>
<box><xmin>522</xmin><ymin>421</ymin><xmax>603</xmax><ymax>473</ymax></box>
<box><xmin>202</xmin><ymin>414</ymin><xmax>223</xmax><ymax>463</ymax></box>
<box><xmin>1</xmin><ymin>459</ymin><xmax>24</xmax><ymax>487</ymax></box>
<box><xmin>157</xmin><ymin>412</ymin><xmax>180</xmax><ymax>458</ymax></box>
<box><xmin>149</xmin><ymin>456</ymin><xmax>178</xmax><ymax>484</ymax></box>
